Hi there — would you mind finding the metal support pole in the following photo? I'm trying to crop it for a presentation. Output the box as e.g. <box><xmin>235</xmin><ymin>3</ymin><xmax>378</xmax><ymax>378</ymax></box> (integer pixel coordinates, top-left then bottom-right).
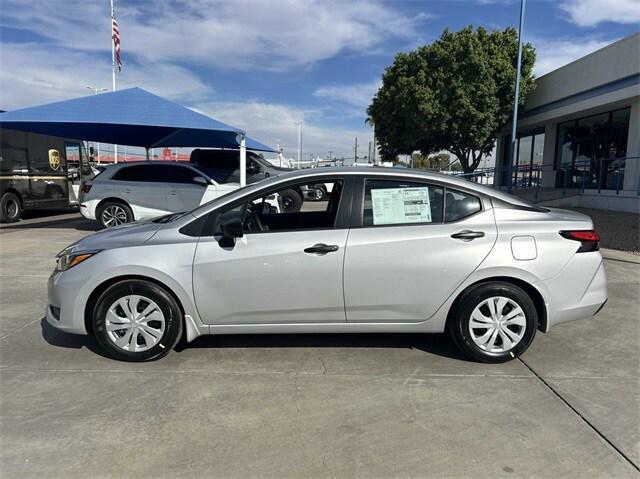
<box><xmin>110</xmin><ymin>0</ymin><xmax>118</xmax><ymax>164</ymax></box>
<box><xmin>506</xmin><ymin>0</ymin><xmax>526</xmax><ymax>194</ymax></box>
<box><xmin>240</xmin><ymin>135</ymin><xmax>247</xmax><ymax>187</ymax></box>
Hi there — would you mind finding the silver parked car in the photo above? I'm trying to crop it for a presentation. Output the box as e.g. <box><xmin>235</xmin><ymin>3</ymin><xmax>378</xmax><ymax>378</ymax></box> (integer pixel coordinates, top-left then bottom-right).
<box><xmin>47</xmin><ymin>167</ymin><xmax>607</xmax><ymax>362</ymax></box>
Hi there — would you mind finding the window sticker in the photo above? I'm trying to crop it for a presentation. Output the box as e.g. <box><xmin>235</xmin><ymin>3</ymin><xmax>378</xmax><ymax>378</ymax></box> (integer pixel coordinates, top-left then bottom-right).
<box><xmin>371</xmin><ymin>187</ymin><xmax>431</xmax><ymax>225</ymax></box>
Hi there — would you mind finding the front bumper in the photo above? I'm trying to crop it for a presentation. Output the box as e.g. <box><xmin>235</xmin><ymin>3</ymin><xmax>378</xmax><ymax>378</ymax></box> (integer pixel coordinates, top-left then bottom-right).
<box><xmin>46</xmin><ymin>270</ymin><xmax>89</xmax><ymax>335</ymax></box>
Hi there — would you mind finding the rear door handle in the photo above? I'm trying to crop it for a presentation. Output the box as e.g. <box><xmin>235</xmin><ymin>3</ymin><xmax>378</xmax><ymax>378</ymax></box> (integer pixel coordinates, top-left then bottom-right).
<box><xmin>168</xmin><ymin>190</ymin><xmax>177</xmax><ymax>195</ymax></box>
<box><xmin>451</xmin><ymin>230</ymin><xmax>485</xmax><ymax>241</ymax></box>
<box><xmin>304</xmin><ymin>243</ymin><xmax>339</xmax><ymax>255</ymax></box>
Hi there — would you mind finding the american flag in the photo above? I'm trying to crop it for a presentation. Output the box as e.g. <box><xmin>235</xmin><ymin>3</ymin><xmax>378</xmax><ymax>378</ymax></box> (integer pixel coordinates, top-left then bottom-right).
<box><xmin>112</xmin><ymin>13</ymin><xmax>122</xmax><ymax>71</ymax></box>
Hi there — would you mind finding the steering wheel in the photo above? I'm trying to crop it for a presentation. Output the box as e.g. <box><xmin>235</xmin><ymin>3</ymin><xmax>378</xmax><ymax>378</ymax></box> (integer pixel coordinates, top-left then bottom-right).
<box><xmin>243</xmin><ymin>205</ymin><xmax>264</xmax><ymax>232</ymax></box>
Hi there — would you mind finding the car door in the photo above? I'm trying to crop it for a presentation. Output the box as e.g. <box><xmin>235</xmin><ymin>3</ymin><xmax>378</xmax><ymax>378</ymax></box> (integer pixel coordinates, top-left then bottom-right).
<box><xmin>192</xmin><ymin>177</ymin><xmax>351</xmax><ymax>325</ymax></box>
<box><xmin>343</xmin><ymin>177</ymin><xmax>497</xmax><ymax>322</ymax></box>
<box><xmin>163</xmin><ymin>164</ymin><xmax>210</xmax><ymax>212</ymax></box>
<box><xmin>111</xmin><ymin>164</ymin><xmax>169</xmax><ymax>219</ymax></box>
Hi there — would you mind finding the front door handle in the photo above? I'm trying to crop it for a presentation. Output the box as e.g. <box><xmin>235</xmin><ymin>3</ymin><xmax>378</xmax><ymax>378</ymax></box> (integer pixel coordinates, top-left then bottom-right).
<box><xmin>451</xmin><ymin>230</ymin><xmax>485</xmax><ymax>241</ymax></box>
<box><xmin>304</xmin><ymin>243</ymin><xmax>339</xmax><ymax>255</ymax></box>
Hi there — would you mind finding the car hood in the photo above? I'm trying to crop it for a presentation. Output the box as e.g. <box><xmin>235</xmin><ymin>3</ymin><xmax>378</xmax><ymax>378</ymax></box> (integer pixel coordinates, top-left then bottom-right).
<box><xmin>64</xmin><ymin>219</ymin><xmax>162</xmax><ymax>253</ymax></box>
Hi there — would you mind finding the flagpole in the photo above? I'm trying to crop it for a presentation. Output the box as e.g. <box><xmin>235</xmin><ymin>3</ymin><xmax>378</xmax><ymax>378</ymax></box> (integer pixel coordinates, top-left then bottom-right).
<box><xmin>110</xmin><ymin>0</ymin><xmax>118</xmax><ymax>163</ymax></box>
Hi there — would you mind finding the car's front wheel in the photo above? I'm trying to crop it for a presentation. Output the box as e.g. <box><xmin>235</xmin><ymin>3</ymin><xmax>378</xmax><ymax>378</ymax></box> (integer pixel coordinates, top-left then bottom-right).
<box><xmin>449</xmin><ymin>282</ymin><xmax>537</xmax><ymax>363</ymax></box>
<box><xmin>92</xmin><ymin>280</ymin><xmax>183</xmax><ymax>361</ymax></box>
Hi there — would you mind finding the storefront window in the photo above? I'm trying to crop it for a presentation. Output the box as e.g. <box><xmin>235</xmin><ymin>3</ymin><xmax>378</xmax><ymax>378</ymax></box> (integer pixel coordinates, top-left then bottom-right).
<box><xmin>503</xmin><ymin>130</ymin><xmax>545</xmax><ymax>188</ymax></box>
<box><xmin>555</xmin><ymin>108</ymin><xmax>630</xmax><ymax>189</ymax></box>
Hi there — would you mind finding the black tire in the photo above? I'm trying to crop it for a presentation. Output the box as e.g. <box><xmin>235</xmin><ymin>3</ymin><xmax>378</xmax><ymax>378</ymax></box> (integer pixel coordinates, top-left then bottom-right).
<box><xmin>97</xmin><ymin>200</ymin><xmax>133</xmax><ymax>229</ymax></box>
<box><xmin>313</xmin><ymin>185</ymin><xmax>327</xmax><ymax>201</ymax></box>
<box><xmin>279</xmin><ymin>188</ymin><xmax>303</xmax><ymax>212</ymax></box>
<box><xmin>92</xmin><ymin>280</ymin><xmax>183</xmax><ymax>362</ymax></box>
<box><xmin>448</xmin><ymin>281</ymin><xmax>537</xmax><ymax>363</ymax></box>
<box><xmin>0</xmin><ymin>192</ymin><xmax>22</xmax><ymax>223</ymax></box>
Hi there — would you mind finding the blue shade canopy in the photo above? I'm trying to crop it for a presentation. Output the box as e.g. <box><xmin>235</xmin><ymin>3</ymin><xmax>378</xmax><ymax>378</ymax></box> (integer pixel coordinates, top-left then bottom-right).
<box><xmin>0</xmin><ymin>87</ymin><xmax>275</xmax><ymax>152</ymax></box>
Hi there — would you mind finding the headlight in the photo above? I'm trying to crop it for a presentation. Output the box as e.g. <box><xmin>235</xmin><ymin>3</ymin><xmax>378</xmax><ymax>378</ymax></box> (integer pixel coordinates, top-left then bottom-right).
<box><xmin>55</xmin><ymin>249</ymin><xmax>101</xmax><ymax>272</ymax></box>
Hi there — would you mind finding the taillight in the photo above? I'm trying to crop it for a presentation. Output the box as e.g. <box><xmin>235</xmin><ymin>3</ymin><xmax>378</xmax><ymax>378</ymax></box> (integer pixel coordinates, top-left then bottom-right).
<box><xmin>81</xmin><ymin>183</ymin><xmax>92</xmax><ymax>193</ymax></box>
<box><xmin>560</xmin><ymin>230</ymin><xmax>600</xmax><ymax>252</ymax></box>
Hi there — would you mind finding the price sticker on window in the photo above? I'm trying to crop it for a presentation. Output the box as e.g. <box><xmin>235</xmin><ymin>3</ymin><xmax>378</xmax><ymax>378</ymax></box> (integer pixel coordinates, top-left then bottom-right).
<box><xmin>371</xmin><ymin>187</ymin><xmax>431</xmax><ymax>225</ymax></box>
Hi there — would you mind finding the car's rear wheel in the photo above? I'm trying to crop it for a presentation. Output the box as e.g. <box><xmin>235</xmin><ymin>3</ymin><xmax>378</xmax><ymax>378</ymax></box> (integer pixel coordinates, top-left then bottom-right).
<box><xmin>92</xmin><ymin>280</ymin><xmax>183</xmax><ymax>361</ymax></box>
<box><xmin>0</xmin><ymin>192</ymin><xmax>22</xmax><ymax>223</ymax></box>
<box><xmin>448</xmin><ymin>282</ymin><xmax>537</xmax><ymax>363</ymax></box>
<box><xmin>97</xmin><ymin>201</ymin><xmax>133</xmax><ymax>228</ymax></box>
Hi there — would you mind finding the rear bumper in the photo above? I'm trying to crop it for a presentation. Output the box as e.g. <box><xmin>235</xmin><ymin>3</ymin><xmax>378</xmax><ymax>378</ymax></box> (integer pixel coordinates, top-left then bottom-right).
<box><xmin>544</xmin><ymin>259</ymin><xmax>608</xmax><ymax>331</ymax></box>
<box><xmin>79</xmin><ymin>199</ymin><xmax>99</xmax><ymax>220</ymax></box>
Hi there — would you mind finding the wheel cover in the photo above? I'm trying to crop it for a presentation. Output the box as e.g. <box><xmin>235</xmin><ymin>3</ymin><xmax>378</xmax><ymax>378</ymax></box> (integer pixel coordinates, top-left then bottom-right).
<box><xmin>102</xmin><ymin>205</ymin><xmax>128</xmax><ymax>227</ymax></box>
<box><xmin>468</xmin><ymin>296</ymin><xmax>526</xmax><ymax>353</ymax></box>
<box><xmin>6</xmin><ymin>199</ymin><xmax>19</xmax><ymax>218</ymax></box>
<box><xmin>105</xmin><ymin>295</ymin><xmax>166</xmax><ymax>353</ymax></box>
<box><xmin>282</xmin><ymin>196</ymin><xmax>294</xmax><ymax>210</ymax></box>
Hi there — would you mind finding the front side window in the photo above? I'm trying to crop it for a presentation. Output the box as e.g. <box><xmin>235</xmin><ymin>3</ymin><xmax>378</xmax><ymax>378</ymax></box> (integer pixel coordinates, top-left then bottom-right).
<box><xmin>217</xmin><ymin>180</ymin><xmax>344</xmax><ymax>234</ymax></box>
<box><xmin>363</xmin><ymin>180</ymin><xmax>444</xmax><ymax>226</ymax></box>
<box><xmin>161</xmin><ymin>165</ymin><xmax>203</xmax><ymax>184</ymax></box>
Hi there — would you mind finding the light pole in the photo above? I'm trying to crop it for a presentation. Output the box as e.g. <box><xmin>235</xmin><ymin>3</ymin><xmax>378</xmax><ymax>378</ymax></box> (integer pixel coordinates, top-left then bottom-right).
<box><xmin>295</xmin><ymin>122</ymin><xmax>302</xmax><ymax>169</ymax></box>
<box><xmin>507</xmin><ymin>0</ymin><xmax>526</xmax><ymax>193</ymax></box>
<box><xmin>85</xmin><ymin>85</ymin><xmax>108</xmax><ymax>163</ymax></box>
<box><xmin>354</xmin><ymin>137</ymin><xmax>358</xmax><ymax>164</ymax></box>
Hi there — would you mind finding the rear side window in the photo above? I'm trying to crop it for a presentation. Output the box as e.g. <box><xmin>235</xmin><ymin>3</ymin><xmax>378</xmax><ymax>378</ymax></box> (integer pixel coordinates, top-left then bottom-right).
<box><xmin>112</xmin><ymin>164</ymin><xmax>200</xmax><ymax>183</ymax></box>
<box><xmin>444</xmin><ymin>189</ymin><xmax>482</xmax><ymax>222</ymax></box>
<box><xmin>363</xmin><ymin>180</ymin><xmax>444</xmax><ymax>226</ymax></box>
<box><xmin>112</xmin><ymin>165</ymin><xmax>152</xmax><ymax>182</ymax></box>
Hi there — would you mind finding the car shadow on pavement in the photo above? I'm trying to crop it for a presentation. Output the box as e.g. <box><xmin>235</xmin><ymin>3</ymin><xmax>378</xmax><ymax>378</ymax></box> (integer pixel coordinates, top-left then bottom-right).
<box><xmin>0</xmin><ymin>209</ymin><xmax>98</xmax><ymax>232</ymax></box>
<box><xmin>40</xmin><ymin>318</ymin><xmax>111</xmax><ymax>359</ymax></box>
<box><xmin>178</xmin><ymin>332</ymin><xmax>467</xmax><ymax>361</ymax></box>
<box><xmin>41</xmin><ymin>317</ymin><xmax>467</xmax><ymax>361</ymax></box>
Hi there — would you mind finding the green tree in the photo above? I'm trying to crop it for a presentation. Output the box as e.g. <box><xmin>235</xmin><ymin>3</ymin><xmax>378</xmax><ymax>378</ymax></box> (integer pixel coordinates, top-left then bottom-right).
<box><xmin>368</xmin><ymin>26</ymin><xmax>536</xmax><ymax>173</ymax></box>
<box><xmin>411</xmin><ymin>152</ymin><xmax>451</xmax><ymax>170</ymax></box>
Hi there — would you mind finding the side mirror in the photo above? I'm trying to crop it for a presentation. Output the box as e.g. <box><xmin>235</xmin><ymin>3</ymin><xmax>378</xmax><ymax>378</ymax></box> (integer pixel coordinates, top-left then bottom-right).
<box><xmin>193</xmin><ymin>176</ymin><xmax>210</xmax><ymax>187</ymax></box>
<box><xmin>218</xmin><ymin>214</ymin><xmax>243</xmax><ymax>247</ymax></box>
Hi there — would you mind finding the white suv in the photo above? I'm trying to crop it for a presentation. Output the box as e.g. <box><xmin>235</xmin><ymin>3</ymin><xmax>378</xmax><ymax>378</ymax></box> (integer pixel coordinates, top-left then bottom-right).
<box><xmin>79</xmin><ymin>162</ymin><xmax>240</xmax><ymax>228</ymax></box>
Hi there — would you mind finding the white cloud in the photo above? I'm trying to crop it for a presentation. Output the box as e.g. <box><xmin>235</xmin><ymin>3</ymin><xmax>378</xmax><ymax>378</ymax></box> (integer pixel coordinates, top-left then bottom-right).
<box><xmin>0</xmin><ymin>0</ymin><xmax>429</xmax><ymax>71</ymax></box>
<box><xmin>0</xmin><ymin>43</ymin><xmax>209</xmax><ymax>110</ymax></box>
<box><xmin>559</xmin><ymin>0</ymin><xmax>640</xmax><ymax>26</ymax></box>
<box><xmin>532</xmin><ymin>37</ymin><xmax>614</xmax><ymax>76</ymax></box>
<box><xmin>0</xmin><ymin>41</ymin><xmax>371</xmax><ymax>159</ymax></box>
<box><xmin>313</xmin><ymin>79</ymin><xmax>381</xmax><ymax>108</ymax></box>
<box><xmin>199</xmin><ymin>100</ymin><xmax>372</xmax><ymax>159</ymax></box>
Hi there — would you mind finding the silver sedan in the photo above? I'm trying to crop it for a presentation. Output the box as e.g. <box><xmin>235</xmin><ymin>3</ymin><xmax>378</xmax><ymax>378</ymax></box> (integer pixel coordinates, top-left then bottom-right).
<box><xmin>46</xmin><ymin>167</ymin><xmax>607</xmax><ymax>362</ymax></box>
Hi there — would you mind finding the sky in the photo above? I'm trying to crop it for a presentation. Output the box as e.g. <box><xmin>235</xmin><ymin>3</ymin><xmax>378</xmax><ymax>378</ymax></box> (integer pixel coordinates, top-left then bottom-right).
<box><xmin>0</xmin><ymin>0</ymin><xmax>638</xmax><ymax>160</ymax></box>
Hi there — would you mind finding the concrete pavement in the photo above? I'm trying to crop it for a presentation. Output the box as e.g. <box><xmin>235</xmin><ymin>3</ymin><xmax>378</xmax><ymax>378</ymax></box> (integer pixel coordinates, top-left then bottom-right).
<box><xmin>1</xmin><ymin>212</ymin><xmax>638</xmax><ymax>478</ymax></box>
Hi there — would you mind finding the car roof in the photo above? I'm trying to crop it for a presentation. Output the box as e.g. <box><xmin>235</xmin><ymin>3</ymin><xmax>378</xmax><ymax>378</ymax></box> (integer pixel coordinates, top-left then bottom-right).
<box><xmin>185</xmin><ymin>166</ymin><xmax>533</xmax><ymax>219</ymax></box>
<box><xmin>266</xmin><ymin>166</ymin><xmax>533</xmax><ymax>206</ymax></box>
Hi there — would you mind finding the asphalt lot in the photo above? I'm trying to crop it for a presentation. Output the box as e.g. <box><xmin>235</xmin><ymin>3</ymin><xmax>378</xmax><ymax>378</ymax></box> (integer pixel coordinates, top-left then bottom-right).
<box><xmin>1</xmin><ymin>212</ymin><xmax>639</xmax><ymax>478</ymax></box>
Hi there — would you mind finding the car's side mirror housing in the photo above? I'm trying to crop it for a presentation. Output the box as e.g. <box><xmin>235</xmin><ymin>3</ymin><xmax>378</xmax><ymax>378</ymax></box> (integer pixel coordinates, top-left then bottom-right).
<box><xmin>218</xmin><ymin>214</ymin><xmax>243</xmax><ymax>248</ymax></box>
<box><xmin>193</xmin><ymin>176</ymin><xmax>210</xmax><ymax>187</ymax></box>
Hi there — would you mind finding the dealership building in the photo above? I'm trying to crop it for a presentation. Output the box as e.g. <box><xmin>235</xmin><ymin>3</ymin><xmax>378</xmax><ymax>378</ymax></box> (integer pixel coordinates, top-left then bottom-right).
<box><xmin>495</xmin><ymin>32</ymin><xmax>640</xmax><ymax>213</ymax></box>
